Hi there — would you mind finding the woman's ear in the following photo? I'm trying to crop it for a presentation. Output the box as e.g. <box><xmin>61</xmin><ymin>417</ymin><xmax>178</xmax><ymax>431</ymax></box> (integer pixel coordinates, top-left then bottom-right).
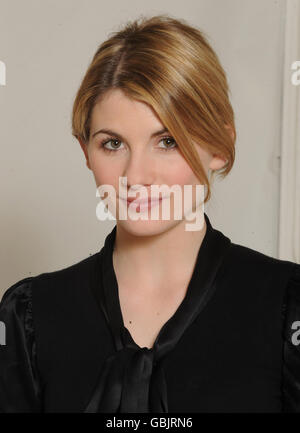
<box><xmin>77</xmin><ymin>137</ymin><xmax>91</xmax><ymax>170</ymax></box>
<box><xmin>209</xmin><ymin>154</ymin><xmax>228</xmax><ymax>171</ymax></box>
<box><xmin>209</xmin><ymin>123</ymin><xmax>235</xmax><ymax>171</ymax></box>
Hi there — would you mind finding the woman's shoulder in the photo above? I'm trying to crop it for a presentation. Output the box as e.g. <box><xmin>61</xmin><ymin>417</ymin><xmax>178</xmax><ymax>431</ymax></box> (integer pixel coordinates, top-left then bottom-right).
<box><xmin>228</xmin><ymin>240</ymin><xmax>296</xmax><ymax>266</ymax></box>
<box><xmin>34</xmin><ymin>250</ymin><xmax>99</xmax><ymax>285</ymax></box>
<box><xmin>0</xmin><ymin>251</ymin><xmax>100</xmax><ymax>317</ymax></box>
<box><xmin>225</xmin><ymin>243</ymin><xmax>300</xmax><ymax>411</ymax></box>
<box><xmin>0</xmin><ymin>276</ymin><xmax>35</xmax><ymax>349</ymax></box>
<box><xmin>226</xmin><ymin>240</ymin><xmax>299</xmax><ymax>280</ymax></box>
<box><xmin>0</xmin><ymin>276</ymin><xmax>34</xmax><ymax>305</ymax></box>
<box><xmin>220</xmin><ymin>241</ymin><xmax>300</xmax><ymax>309</ymax></box>
<box><xmin>0</xmin><ymin>277</ymin><xmax>35</xmax><ymax>349</ymax></box>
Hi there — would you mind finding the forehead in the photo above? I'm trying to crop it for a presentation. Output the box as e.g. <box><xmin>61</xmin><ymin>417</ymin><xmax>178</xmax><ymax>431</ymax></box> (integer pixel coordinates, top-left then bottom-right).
<box><xmin>90</xmin><ymin>89</ymin><xmax>164</xmax><ymax>131</ymax></box>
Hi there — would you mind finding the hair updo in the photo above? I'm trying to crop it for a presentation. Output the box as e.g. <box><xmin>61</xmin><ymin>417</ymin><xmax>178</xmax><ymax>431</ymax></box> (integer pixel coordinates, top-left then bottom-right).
<box><xmin>71</xmin><ymin>14</ymin><xmax>236</xmax><ymax>203</ymax></box>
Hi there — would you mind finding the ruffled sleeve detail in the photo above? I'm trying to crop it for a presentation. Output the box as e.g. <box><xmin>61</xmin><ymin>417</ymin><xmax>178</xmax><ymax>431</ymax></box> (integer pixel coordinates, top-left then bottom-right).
<box><xmin>0</xmin><ymin>277</ymin><xmax>43</xmax><ymax>412</ymax></box>
<box><xmin>281</xmin><ymin>263</ymin><xmax>300</xmax><ymax>412</ymax></box>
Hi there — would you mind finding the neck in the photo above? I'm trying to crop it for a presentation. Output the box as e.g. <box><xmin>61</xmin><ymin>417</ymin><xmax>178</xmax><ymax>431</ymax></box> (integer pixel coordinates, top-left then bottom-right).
<box><xmin>112</xmin><ymin>216</ymin><xmax>207</xmax><ymax>294</ymax></box>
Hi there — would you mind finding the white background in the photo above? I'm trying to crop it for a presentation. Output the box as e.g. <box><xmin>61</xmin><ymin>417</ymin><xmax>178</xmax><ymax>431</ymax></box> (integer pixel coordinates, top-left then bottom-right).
<box><xmin>0</xmin><ymin>0</ymin><xmax>290</xmax><ymax>296</ymax></box>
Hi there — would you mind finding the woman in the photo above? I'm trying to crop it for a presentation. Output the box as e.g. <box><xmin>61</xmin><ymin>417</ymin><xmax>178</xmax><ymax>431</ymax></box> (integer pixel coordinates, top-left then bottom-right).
<box><xmin>0</xmin><ymin>14</ymin><xmax>300</xmax><ymax>413</ymax></box>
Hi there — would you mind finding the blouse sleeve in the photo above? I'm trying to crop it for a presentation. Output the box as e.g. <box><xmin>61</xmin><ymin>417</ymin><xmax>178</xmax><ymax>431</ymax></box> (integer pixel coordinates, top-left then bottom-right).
<box><xmin>0</xmin><ymin>277</ymin><xmax>43</xmax><ymax>412</ymax></box>
<box><xmin>281</xmin><ymin>262</ymin><xmax>300</xmax><ymax>412</ymax></box>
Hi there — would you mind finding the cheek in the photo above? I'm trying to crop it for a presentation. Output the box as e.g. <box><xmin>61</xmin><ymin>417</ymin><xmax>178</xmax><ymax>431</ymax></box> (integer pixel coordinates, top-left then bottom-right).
<box><xmin>163</xmin><ymin>159</ymin><xmax>198</xmax><ymax>187</ymax></box>
<box><xmin>89</xmin><ymin>155</ymin><xmax>119</xmax><ymax>187</ymax></box>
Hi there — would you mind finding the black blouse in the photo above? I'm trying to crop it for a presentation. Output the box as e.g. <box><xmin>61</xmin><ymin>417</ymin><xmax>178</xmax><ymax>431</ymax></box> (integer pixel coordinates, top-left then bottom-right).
<box><xmin>0</xmin><ymin>212</ymin><xmax>300</xmax><ymax>413</ymax></box>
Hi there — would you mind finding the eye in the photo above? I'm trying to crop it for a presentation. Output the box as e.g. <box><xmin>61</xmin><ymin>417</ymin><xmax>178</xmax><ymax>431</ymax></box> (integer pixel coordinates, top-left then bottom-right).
<box><xmin>158</xmin><ymin>136</ymin><xmax>178</xmax><ymax>151</ymax></box>
<box><xmin>99</xmin><ymin>138</ymin><xmax>124</xmax><ymax>153</ymax></box>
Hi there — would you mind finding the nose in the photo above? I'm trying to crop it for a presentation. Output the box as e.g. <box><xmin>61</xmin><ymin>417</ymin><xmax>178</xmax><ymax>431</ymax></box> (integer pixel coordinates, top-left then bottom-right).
<box><xmin>122</xmin><ymin>148</ymin><xmax>156</xmax><ymax>194</ymax></box>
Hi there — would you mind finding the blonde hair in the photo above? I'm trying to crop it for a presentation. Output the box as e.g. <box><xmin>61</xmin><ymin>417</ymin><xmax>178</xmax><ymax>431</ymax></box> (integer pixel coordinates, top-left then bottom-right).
<box><xmin>71</xmin><ymin>14</ymin><xmax>236</xmax><ymax>203</ymax></box>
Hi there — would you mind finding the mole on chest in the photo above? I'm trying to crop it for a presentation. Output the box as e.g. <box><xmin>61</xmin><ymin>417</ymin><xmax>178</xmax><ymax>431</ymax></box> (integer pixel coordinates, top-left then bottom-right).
<box><xmin>118</xmin><ymin>288</ymin><xmax>186</xmax><ymax>348</ymax></box>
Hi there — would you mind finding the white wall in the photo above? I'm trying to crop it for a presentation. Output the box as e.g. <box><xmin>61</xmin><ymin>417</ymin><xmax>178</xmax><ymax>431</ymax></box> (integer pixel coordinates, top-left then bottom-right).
<box><xmin>0</xmin><ymin>0</ymin><xmax>287</xmax><ymax>297</ymax></box>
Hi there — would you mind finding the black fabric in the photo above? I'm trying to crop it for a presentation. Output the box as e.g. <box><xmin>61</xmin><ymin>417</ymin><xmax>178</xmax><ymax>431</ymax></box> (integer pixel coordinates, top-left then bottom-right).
<box><xmin>281</xmin><ymin>262</ymin><xmax>300</xmax><ymax>412</ymax></box>
<box><xmin>0</xmin><ymin>278</ymin><xmax>43</xmax><ymax>412</ymax></box>
<box><xmin>85</xmin><ymin>212</ymin><xmax>231</xmax><ymax>412</ymax></box>
<box><xmin>0</xmin><ymin>212</ymin><xmax>300</xmax><ymax>413</ymax></box>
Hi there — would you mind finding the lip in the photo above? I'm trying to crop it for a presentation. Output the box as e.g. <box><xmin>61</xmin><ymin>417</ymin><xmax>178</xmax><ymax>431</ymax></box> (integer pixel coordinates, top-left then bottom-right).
<box><xmin>119</xmin><ymin>196</ymin><xmax>164</xmax><ymax>207</ymax></box>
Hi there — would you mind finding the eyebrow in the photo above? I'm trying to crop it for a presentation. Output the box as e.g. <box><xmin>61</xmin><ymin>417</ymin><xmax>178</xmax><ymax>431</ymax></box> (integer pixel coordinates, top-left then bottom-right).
<box><xmin>91</xmin><ymin>127</ymin><xmax>169</xmax><ymax>141</ymax></box>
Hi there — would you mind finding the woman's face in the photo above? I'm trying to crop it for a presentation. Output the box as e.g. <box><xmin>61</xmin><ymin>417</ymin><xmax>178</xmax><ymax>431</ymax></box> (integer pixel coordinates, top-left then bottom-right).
<box><xmin>78</xmin><ymin>88</ymin><xmax>225</xmax><ymax>237</ymax></box>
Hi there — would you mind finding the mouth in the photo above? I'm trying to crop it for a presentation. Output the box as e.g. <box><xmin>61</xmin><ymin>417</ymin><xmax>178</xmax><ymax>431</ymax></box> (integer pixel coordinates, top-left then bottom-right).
<box><xmin>119</xmin><ymin>196</ymin><xmax>164</xmax><ymax>209</ymax></box>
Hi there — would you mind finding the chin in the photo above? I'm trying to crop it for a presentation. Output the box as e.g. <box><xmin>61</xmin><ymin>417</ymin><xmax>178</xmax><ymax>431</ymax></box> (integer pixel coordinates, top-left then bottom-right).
<box><xmin>116</xmin><ymin>217</ymin><xmax>183</xmax><ymax>238</ymax></box>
